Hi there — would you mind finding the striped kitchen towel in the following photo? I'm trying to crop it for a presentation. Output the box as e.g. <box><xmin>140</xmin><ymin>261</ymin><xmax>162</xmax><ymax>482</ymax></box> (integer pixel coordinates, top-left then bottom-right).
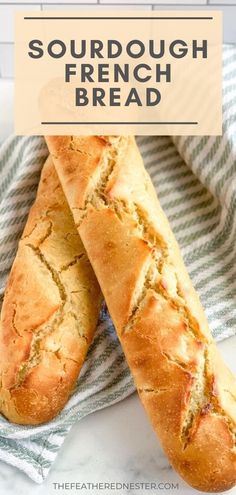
<box><xmin>0</xmin><ymin>44</ymin><xmax>236</xmax><ymax>483</ymax></box>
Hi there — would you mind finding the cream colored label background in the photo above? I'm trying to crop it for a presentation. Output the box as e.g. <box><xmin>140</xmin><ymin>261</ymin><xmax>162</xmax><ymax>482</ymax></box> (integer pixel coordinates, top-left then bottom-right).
<box><xmin>15</xmin><ymin>11</ymin><xmax>222</xmax><ymax>135</ymax></box>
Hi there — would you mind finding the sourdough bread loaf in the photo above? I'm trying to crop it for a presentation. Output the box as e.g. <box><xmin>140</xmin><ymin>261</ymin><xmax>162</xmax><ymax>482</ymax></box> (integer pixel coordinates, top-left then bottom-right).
<box><xmin>46</xmin><ymin>136</ymin><xmax>236</xmax><ymax>492</ymax></box>
<box><xmin>0</xmin><ymin>156</ymin><xmax>102</xmax><ymax>425</ymax></box>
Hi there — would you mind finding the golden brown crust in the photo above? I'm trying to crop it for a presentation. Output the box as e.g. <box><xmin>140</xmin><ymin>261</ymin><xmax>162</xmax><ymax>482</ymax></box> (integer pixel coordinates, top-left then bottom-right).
<box><xmin>0</xmin><ymin>156</ymin><xmax>102</xmax><ymax>425</ymax></box>
<box><xmin>47</xmin><ymin>135</ymin><xmax>236</xmax><ymax>492</ymax></box>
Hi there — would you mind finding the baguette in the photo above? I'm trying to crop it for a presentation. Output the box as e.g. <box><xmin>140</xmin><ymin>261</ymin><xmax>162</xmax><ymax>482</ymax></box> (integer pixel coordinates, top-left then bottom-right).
<box><xmin>47</xmin><ymin>135</ymin><xmax>236</xmax><ymax>492</ymax></box>
<box><xmin>0</xmin><ymin>156</ymin><xmax>102</xmax><ymax>425</ymax></box>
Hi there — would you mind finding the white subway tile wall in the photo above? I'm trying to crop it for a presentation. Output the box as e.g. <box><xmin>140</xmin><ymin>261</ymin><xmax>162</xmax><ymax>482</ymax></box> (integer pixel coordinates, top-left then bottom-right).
<box><xmin>41</xmin><ymin>4</ymin><xmax>152</xmax><ymax>9</ymax></box>
<box><xmin>0</xmin><ymin>4</ymin><xmax>40</xmax><ymax>42</ymax></box>
<box><xmin>0</xmin><ymin>43</ymin><xmax>13</xmax><ymax>78</ymax></box>
<box><xmin>0</xmin><ymin>0</ymin><xmax>235</xmax><ymax>78</ymax></box>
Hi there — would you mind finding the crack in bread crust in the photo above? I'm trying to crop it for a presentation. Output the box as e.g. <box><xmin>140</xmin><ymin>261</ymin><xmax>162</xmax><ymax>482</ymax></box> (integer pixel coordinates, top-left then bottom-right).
<box><xmin>22</xmin><ymin>215</ymin><xmax>53</xmax><ymax>243</ymax></box>
<box><xmin>45</xmin><ymin>135</ymin><xmax>236</xmax><ymax>490</ymax></box>
<box><xmin>74</xmin><ymin>137</ymin><xmax>122</xmax><ymax>224</ymax></box>
<box><xmin>37</xmin><ymin>220</ymin><xmax>53</xmax><ymax>247</ymax></box>
<box><xmin>138</xmin><ymin>387</ymin><xmax>171</xmax><ymax>394</ymax></box>
<box><xmin>180</xmin><ymin>348</ymin><xmax>209</xmax><ymax>448</ymax></box>
<box><xmin>13</xmin><ymin>308</ymin><xmax>63</xmax><ymax>389</ymax></box>
<box><xmin>60</xmin><ymin>254</ymin><xmax>85</xmax><ymax>273</ymax></box>
<box><xmin>11</xmin><ymin>306</ymin><xmax>22</xmax><ymax>338</ymax></box>
<box><xmin>10</xmin><ymin>233</ymin><xmax>68</xmax><ymax>389</ymax></box>
<box><xmin>12</xmin><ymin>244</ymin><xmax>90</xmax><ymax>388</ymax></box>
<box><xmin>26</xmin><ymin>243</ymin><xmax>67</xmax><ymax>302</ymax></box>
<box><xmin>0</xmin><ymin>157</ymin><xmax>102</xmax><ymax>424</ymax></box>
<box><xmin>74</xmin><ymin>136</ymin><xmax>236</xmax><ymax>450</ymax></box>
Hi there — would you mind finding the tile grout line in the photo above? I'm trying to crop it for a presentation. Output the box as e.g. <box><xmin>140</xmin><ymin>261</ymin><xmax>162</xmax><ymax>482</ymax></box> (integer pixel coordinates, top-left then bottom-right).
<box><xmin>0</xmin><ymin>1</ymin><xmax>209</xmax><ymax>4</ymax></box>
<box><xmin>40</xmin><ymin>1</ymin><xmax>234</xmax><ymax>4</ymax></box>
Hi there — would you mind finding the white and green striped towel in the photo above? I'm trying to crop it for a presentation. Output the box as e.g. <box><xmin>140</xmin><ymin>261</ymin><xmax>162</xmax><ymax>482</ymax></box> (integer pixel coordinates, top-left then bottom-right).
<box><xmin>0</xmin><ymin>44</ymin><xmax>236</xmax><ymax>483</ymax></box>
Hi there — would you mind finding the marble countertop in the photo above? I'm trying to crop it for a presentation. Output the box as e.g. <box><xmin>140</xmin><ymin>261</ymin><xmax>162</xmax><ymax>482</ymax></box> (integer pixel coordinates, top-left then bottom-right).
<box><xmin>0</xmin><ymin>335</ymin><xmax>234</xmax><ymax>495</ymax></box>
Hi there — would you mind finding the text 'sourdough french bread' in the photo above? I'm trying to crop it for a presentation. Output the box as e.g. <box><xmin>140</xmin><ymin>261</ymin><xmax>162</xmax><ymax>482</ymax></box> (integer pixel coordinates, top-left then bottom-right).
<box><xmin>0</xmin><ymin>156</ymin><xmax>102</xmax><ymax>425</ymax></box>
<box><xmin>46</xmin><ymin>135</ymin><xmax>236</xmax><ymax>492</ymax></box>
